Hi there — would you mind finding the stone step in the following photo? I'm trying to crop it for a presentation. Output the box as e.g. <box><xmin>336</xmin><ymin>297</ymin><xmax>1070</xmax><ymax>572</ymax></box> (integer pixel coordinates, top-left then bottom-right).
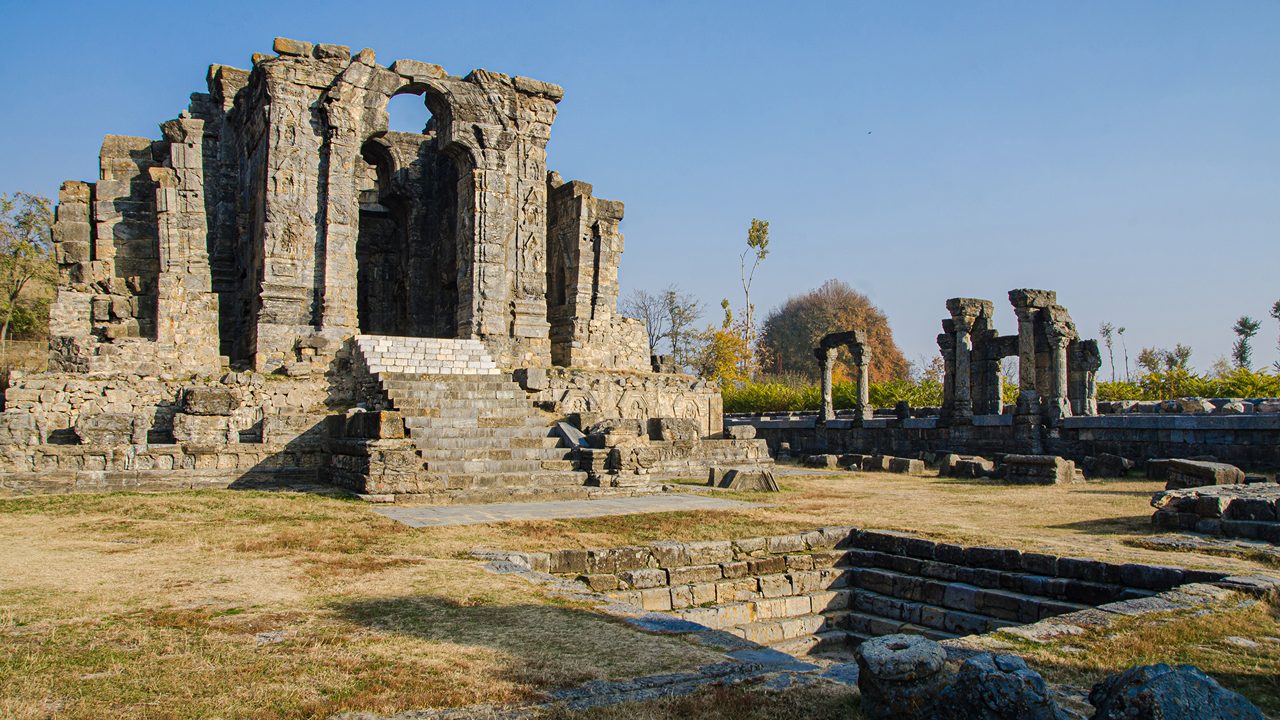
<box><xmin>730</xmin><ymin>610</ymin><xmax>851</xmax><ymax>647</ymax></box>
<box><xmin>424</xmin><ymin>471</ymin><xmax>589</xmax><ymax>490</ymax></box>
<box><xmin>425</xmin><ymin>458</ymin><xmax>574</xmax><ymax>474</ymax></box>
<box><xmin>839</xmin><ymin>610</ymin><xmax>959</xmax><ymax>643</ymax></box>
<box><xmin>385</xmin><ymin>390</ymin><xmax>521</xmax><ymax>402</ymax></box>
<box><xmin>841</xmin><ymin>585</ymin><xmax>1021</xmax><ymax>637</ymax></box>
<box><xmin>772</xmin><ymin>630</ymin><xmax>859</xmax><ymax>658</ymax></box>
<box><xmin>378</xmin><ymin>375</ymin><xmax>516</xmax><ymax>388</ymax></box>
<box><xmin>842</xmin><ymin>566</ymin><xmax>1091</xmax><ymax>623</ymax></box>
<box><xmin>416</xmin><ymin>446</ymin><xmax>571</xmax><ymax>461</ymax></box>
<box><xmin>672</xmin><ymin>588</ymin><xmax>852</xmax><ymax>630</ymax></box>
<box><xmin>415</xmin><ymin>435</ymin><xmax>561</xmax><ymax>451</ymax></box>
<box><xmin>407</xmin><ymin>415</ymin><xmax>552</xmax><ymax>430</ymax></box>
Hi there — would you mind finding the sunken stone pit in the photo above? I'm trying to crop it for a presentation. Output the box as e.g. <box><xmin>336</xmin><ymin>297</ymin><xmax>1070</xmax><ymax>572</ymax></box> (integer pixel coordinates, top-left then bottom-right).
<box><xmin>533</xmin><ymin>528</ymin><xmax>1222</xmax><ymax>659</ymax></box>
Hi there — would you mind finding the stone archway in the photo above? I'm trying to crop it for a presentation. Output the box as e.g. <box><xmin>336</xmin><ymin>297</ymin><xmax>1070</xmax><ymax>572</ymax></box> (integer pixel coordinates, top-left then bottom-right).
<box><xmin>353</xmin><ymin>88</ymin><xmax>470</xmax><ymax>338</ymax></box>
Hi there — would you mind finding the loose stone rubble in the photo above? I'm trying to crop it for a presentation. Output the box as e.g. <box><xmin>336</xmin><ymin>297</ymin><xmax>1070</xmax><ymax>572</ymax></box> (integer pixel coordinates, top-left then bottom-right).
<box><xmin>1152</xmin><ymin>483</ymin><xmax>1280</xmax><ymax>543</ymax></box>
<box><xmin>1088</xmin><ymin>663</ymin><xmax>1265</xmax><ymax>720</ymax></box>
<box><xmin>0</xmin><ymin>38</ymin><xmax>761</xmax><ymax>498</ymax></box>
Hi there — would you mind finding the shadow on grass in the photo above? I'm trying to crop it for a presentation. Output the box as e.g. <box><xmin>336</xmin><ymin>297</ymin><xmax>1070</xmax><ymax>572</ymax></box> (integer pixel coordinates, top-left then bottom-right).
<box><xmin>1047</xmin><ymin>515</ymin><xmax>1156</xmax><ymax>536</ymax></box>
<box><xmin>329</xmin><ymin>593</ymin><xmax>705</xmax><ymax>694</ymax></box>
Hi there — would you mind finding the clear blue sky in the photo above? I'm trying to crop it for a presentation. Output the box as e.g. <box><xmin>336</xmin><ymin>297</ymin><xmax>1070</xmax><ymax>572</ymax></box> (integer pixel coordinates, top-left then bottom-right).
<box><xmin>2</xmin><ymin>1</ymin><xmax>1277</xmax><ymax>374</ymax></box>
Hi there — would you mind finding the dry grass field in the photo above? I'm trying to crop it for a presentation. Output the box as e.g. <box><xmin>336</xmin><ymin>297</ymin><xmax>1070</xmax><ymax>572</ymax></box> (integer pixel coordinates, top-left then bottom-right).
<box><xmin>1</xmin><ymin>469</ymin><xmax>1277</xmax><ymax>718</ymax></box>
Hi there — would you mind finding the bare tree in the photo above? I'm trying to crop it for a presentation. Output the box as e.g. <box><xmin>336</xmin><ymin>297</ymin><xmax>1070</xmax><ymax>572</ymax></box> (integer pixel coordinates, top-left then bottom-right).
<box><xmin>1117</xmin><ymin>326</ymin><xmax>1130</xmax><ymax>382</ymax></box>
<box><xmin>621</xmin><ymin>288</ymin><xmax>668</xmax><ymax>353</ymax></box>
<box><xmin>1098</xmin><ymin>322</ymin><xmax>1116</xmax><ymax>382</ymax></box>
<box><xmin>621</xmin><ymin>285</ymin><xmax>702</xmax><ymax>368</ymax></box>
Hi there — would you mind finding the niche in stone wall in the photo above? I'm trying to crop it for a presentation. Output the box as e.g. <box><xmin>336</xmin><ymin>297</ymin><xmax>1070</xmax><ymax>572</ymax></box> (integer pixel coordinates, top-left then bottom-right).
<box><xmin>356</xmin><ymin>90</ymin><xmax>464</xmax><ymax>338</ymax></box>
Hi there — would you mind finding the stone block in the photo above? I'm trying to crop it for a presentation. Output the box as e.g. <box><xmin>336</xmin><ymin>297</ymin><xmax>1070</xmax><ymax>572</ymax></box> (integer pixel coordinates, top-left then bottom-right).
<box><xmin>618</xmin><ymin>568</ymin><xmax>667</xmax><ymax>590</ymax></box>
<box><xmin>1003</xmin><ymin>454</ymin><xmax>1077</xmax><ymax>485</ymax></box>
<box><xmin>182</xmin><ymin>386</ymin><xmax>238</xmax><ymax>415</ymax></box>
<box><xmin>345</xmin><ymin>411</ymin><xmax>405</xmax><ymax>440</ymax></box>
<box><xmin>887</xmin><ymin>457</ymin><xmax>926</xmax><ymax>475</ymax></box>
<box><xmin>666</xmin><ymin>564</ymin><xmax>721</xmax><ymax>585</ymax></box>
<box><xmin>273</xmin><ymin>37</ymin><xmax>313</xmax><ymax>56</ymax></box>
<box><xmin>172</xmin><ymin>413</ymin><xmax>233</xmax><ymax>445</ymax></box>
<box><xmin>73</xmin><ymin>412</ymin><xmax>135</xmax><ymax>446</ymax></box>
<box><xmin>1165</xmin><ymin>459</ymin><xmax>1245</xmax><ymax>489</ymax></box>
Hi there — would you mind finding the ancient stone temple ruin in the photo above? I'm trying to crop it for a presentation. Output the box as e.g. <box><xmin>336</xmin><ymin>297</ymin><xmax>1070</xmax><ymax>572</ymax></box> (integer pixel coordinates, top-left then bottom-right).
<box><xmin>937</xmin><ymin>290</ymin><xmax>1100</xmax><ymax>429</ymax></box>
<box><xmin>0</xmin><ymin>38</ymin><xmax>767</xmax><ymax>498</ymax></box>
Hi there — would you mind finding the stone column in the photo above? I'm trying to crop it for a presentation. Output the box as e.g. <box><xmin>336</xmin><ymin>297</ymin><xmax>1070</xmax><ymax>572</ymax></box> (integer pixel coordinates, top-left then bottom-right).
<box><xmin>850</xmin><ymin>343</ymin><xmax>872</xmax><ymax>423</ymax></box>
<box><xmin>1046</xmin><ymin>332</ymin><xmax>1072</xmax><ymax>425</ymax></box>
<box><xmin>946</xmin><ymin>299</ymin><xmax>983</xmax><ymax>425</ymax></box>
<box><xmin>937</xmin><ymin>327</ymin><xmax>955</xmax><ymax>422</ymax></box>
<box><xmin>1013</xmin><ymin>306</ymin><xmax>1039</xmax><ymax>417</ymax></box>
<box><xmin>816</xmin><ymin>346</ymin><xmax>837</xmax><ymax>424</ymax></box>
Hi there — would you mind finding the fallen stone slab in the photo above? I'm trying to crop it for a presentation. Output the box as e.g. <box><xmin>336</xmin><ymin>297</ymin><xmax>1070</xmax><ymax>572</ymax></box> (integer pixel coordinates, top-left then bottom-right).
<box><xmin>1165</xmin><ymin>459</ymin><xmax>1246</xmax><ymax>490</ymax></box>
<box><xmin>1003</xmin><ymin>455</ymin><xmax>1080</xmax><ymax>485</ymax></box>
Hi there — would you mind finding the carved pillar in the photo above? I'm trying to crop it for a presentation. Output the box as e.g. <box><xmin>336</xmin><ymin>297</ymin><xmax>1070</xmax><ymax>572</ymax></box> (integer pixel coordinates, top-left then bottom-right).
<box><xmin>937</xmin><ymin>329</ymin><xmax>955</xmax><ymax>422</ymax></box>
<box><xmin>816</xmin><ymin>346</ymin><xmax>837</xmax><ymax>424</ymax></box>
<box><xmin>1013</xmin><ymin>306</ymin><xmax>1039</xmax><ymax>417</ymax></box>
<box><xmin>946</xmin><ymin>299</ymin><xmax>984</xmax><ymax>425</ymax></box>
<box><xmin>1046</xmin><ymin>332</ymin><xmax>1071</xmax><ymax>426</ymax></box>
<box><xmin>850</xmin><ymin>343</ymin><xmax>872</xmax><ymax>424</ymax></box>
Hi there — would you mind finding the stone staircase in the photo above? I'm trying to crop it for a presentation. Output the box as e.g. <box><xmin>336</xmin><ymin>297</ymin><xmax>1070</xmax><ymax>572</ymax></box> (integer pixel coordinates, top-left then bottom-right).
<box><xmin>352</xmin><ymin>335</ymin><xmax>588</xmax><ymax>494</ymax></box>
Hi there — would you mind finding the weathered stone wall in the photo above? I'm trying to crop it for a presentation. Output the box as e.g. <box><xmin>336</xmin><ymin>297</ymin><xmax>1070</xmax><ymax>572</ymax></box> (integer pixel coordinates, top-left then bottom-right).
<box><xmin>732</xmin><ymin>412</ymin><xmax>1280</xmax><ymax>470</ymax></box>
<box><xmin>545</xmin><ymin>178</ymin><xmax>649</xmax><ymax>371</ymax></box>
<box><xmin>526</xmin><ymin>367</ymin><xmax>724</xmax><ymax>437</ymax></box>
<box><xmin>501</xmin><ymin>527</ymin><xmax>1216</xmax><ymax>650</ymax></box>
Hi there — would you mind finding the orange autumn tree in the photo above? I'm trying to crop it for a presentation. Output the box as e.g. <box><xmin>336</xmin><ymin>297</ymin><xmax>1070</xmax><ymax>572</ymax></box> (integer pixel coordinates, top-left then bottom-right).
<box><xmin>757</xmin><ymin>279</ymin><xmax>909</xmax><ymax>383</ymax></box>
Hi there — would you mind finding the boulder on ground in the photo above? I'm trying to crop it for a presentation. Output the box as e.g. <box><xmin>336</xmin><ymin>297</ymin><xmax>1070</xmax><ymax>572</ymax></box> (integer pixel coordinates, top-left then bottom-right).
<box><xmin>1088</xmin><ymin>663</ymin><xmax>1264</xmax><ymax>720</ymax></box>
<box><xmin>937</xmin><ymin>653</ymin><xmax>1068</xmax><ymax>720</ymax></box>
<box><xmin>1165</xmin><ymin>459</ymin><xmax>1245</xmax><ymax>490</ymax></box>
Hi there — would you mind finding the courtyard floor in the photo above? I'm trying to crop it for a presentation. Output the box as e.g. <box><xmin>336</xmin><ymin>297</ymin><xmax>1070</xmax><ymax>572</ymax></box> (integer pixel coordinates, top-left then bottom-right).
<box><xmin>1</xmin><ymin>470</ymin><xmax>1277</xmax><ymax>718</ymax></box>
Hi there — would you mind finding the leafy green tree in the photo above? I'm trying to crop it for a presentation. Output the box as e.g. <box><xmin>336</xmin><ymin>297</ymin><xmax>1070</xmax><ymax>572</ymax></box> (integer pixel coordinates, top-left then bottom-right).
<box><xmin>0</xmin><ymin>192</ymin><xmax>55</xmax><ymax>356</ymax></box>
<box><xmin>758</xmin><ymin>278</ymin><xmax>909</xmax><ymax>383</ymax></box>
<box><xmin>1232</xmin><ymin>315</ymin><xmax>1262</xmax><ymax>370</ymax></box>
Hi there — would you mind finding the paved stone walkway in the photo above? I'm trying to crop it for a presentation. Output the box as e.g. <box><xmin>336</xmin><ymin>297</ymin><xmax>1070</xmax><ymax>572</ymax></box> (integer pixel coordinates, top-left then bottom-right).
<box><xmin>373</xmin><ymin>493</ymin><xmax>763</xmax><ymax>527</ymax></box>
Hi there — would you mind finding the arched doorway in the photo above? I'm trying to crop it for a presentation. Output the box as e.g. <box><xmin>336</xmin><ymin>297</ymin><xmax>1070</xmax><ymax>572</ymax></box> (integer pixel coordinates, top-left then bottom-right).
<box><xmin>355</xmin><ymin>90</ymin><xmax>463</xmax><ymax>338</ymax></box>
